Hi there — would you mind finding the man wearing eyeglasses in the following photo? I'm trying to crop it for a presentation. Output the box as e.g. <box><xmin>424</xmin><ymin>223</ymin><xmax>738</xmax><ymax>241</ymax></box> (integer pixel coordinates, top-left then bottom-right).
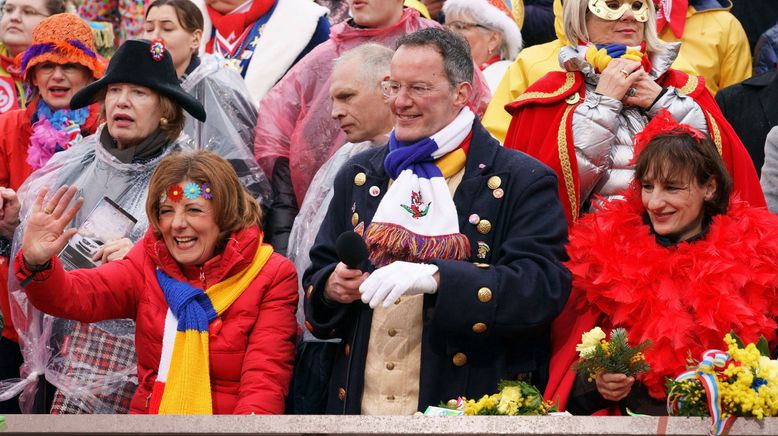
<box><xmin>304</xmin><ymin>27</ymin><xmax>571</xmax><ymax>415</ymax></box>
<box><xmin>0</xmin><ymin>0</ymin><xmax>63</xmax><ymax>113</ymax></box>
<box><xmin>253</xmin><ymin>0</ymin><xmax>440</xmax><ymax>258</ymax></box>
<box><xmin>253</xmin><ymin>0</ymin><xmax>491</xmax><ymax>259</ymax></box>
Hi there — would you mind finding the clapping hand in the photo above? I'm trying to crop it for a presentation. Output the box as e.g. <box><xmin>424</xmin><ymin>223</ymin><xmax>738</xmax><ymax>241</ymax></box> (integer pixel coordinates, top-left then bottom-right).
<box><xmin>620</xmin><ymin>70</ymin><xmax>663</xmax><ymax>109</ymax></box>
<box><xmin>0</xmin><ymin>187</ymin><xmax>21</xmax><ymax>240</ymax></box>
<box><xmin>22</xmin><ymin>185</ymin><xmax>83</xmax><ymax>266</ymax></box>
<box><xmin>595</xmin><ymin>59</ymin><xmax>662</xmax><ymax>108</ymax></box>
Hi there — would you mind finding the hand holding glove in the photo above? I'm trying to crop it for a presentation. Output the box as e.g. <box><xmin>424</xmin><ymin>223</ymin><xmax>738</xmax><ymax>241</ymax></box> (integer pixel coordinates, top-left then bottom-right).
<box><xmin>359</xmin><ymin>261</ymin><xmax>438</xmax><ymax>309</ymax></box>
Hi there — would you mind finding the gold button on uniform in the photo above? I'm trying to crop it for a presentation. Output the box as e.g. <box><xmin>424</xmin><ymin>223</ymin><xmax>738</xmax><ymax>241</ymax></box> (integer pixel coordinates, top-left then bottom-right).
<box><xmin>338</xmin><ymin>388</ymin><xmax>346</xmax><ymax>401</ymax></box>
<box><xmin>351</xmin><ymin>212</ymin><xmax>359</xmax><ymax>227</ymax></box>
<box><xmin>476</xmin><ymin>219</ymin><xmax>492</xmax><ymax>234</ymax></box>
<box><xmin>452</xmin><ymin>352</ymin><xmax>467</xmax><ymax>367</ymax></box>
<box><xmin>477</xmin><ymin>287</ymin><xmax>492</xmax><ymax>303</ymax></box>
<box><xmin>472</xmin><ymin>322</ymin><xmax>487</xmax><ymax>333</ymax></box>
<box><xmin>354</xmin><ymin>172</ymin><xmax>366</xmax><ymax>186</ymax></box>
<box><xmin>487</xmin><ymin>176</ymin><xmax>502</xmax><ymax>190</ymax></box>
<box><xmin>388</xmin><ymin>328</ymin><xmax>397</xmax><ymax>337</ymax></box>
<box><xmin>473</xmin><ymin>262</ymin><xmax>490</xmax><ymax>269</ymax></box>
<box><xmin>386</xmin><ymin>362</ymin><xmax>395</xmax><ymax>370</ymax></box>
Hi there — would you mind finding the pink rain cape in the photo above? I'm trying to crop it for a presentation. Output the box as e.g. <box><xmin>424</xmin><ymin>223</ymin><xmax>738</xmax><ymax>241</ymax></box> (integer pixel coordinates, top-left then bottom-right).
<box><xmin>253</xmin><ymin>8</ymin><xmax>491</xmax><ymax>204</ymax></box>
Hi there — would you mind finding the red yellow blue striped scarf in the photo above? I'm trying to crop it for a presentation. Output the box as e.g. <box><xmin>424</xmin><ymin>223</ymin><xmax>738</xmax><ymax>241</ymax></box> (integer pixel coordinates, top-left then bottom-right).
<box><xmin>149</xmin><ymin>243</ymin><xmax>273</xmax><ymax>414</ymax></box>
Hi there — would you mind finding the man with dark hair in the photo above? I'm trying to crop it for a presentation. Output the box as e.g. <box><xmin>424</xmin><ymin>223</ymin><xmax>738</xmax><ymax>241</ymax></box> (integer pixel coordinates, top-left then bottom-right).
<box><xmin>253</xmin><ymin>0</ymin><xmax>438</xmax><ymax>256</ymax></box>
<box><xmin>303</xmin><ymin>27</ymin><xmax>571</xmax><ymax>415</ymax></box>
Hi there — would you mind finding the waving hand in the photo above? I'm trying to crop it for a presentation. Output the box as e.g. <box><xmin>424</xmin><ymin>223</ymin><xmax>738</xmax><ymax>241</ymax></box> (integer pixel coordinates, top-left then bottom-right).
<box><xmin>22</xmin><ymin>185</ymin><xmax>84</xmax><ymax>266</ymax></box>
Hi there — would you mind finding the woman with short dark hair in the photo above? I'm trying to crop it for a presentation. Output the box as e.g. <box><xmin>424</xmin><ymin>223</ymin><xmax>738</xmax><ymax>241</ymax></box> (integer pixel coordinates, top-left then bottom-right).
<box><xmin>17</xmin><ymin>150</ymin><xmax>298</xmax><ymax>414</ymax></box>
<box><xmin>546</xmin><ymin>112</ymin><xmax>778</xmax><ymax>415</ymax></box>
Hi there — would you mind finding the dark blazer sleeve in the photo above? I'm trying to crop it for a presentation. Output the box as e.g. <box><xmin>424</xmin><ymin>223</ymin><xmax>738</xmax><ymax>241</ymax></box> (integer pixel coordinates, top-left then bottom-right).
<box><xmin>431</xmin><ymin>170</ymin><xmax>571</xmax><ymax>339</ymax></box>
<box><xmin>714</xmin><ymin>87</ymin><xmax>731</xmax><ymax>119</ymax></box>
<box><xmin>302</xmin><ymin>157</ymin><xmax>358</xmax><ymax>338</ymax></box>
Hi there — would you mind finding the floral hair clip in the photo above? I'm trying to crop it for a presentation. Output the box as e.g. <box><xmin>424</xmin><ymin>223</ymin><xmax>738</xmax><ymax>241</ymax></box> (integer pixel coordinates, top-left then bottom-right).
<box><xmin>632</xmin><ymin>109</ymin><xmax>707</xmax><ymax>163</ymax></box>
<box><xmin>150</xmin><ymin>39</ymin><xmax>165</xmax><ymax>61</ymax></box>
<box><xmin>160</xmin><ymin>182</ymin><xmax>213</xmax><ymax>203</ymax></box>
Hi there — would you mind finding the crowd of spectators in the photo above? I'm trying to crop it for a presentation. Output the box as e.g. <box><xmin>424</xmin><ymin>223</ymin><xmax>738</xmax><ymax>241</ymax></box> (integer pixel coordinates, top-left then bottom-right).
<box><xmin>0</xmin><ymin>0</ymin><xmax>778</xmax><ymax>419</ymax></box>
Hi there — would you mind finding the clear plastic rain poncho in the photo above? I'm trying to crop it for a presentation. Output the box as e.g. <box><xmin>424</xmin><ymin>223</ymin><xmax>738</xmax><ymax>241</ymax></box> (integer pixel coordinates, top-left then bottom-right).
<box><xmin>253</xmin><ymin>8</ymin><xmax>491</xmax><ymax>205</ymax></box>
<box><xmin>287</xmin><ymin>140</ymin><xmax>377</xmax><ymax>340</ymax></box>
<box><xmin>181</xmin><ymin>53</ymin><xmax>271</xmax><ymax>206</ymax></box>
<box><xmin>0</xmin><ymin>60</ymin><xmax>268</xmax><ymax>411</ymax></box>
<box><xmin>1</xmin><ymin>129</ymin><xmax>183</xmax><ymax>413</ymax></box>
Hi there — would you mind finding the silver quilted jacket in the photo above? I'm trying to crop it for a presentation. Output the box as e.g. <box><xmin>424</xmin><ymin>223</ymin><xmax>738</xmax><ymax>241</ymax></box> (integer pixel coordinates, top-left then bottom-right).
<box><xmin>559</xmin><ymin>43</ymin><xmax>708</xmax><ymax>210</ymax></box>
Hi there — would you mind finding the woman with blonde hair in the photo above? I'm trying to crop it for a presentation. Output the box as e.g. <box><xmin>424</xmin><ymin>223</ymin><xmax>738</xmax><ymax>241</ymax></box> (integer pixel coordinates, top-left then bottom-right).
<box><xmin>502</xmin><ymin>0</ymin><xmax>763</xmax><ymax>224</ymax></box>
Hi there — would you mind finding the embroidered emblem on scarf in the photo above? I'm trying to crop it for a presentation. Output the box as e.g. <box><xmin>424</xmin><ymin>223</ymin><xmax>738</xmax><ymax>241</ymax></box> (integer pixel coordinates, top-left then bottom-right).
<box><xmin>149</xmin><ymin>243</ymin><xmax>273</xmax><ymax>414</ymax></box>
<box><xmin>401</xmin><ymin>191</ymin><xmax>430</xmax><ymax>218</ymax></box>
<box><xmin>363</xmin><ymin>107</ymin><xmax>474</xmax><ymax>267</ymax></box>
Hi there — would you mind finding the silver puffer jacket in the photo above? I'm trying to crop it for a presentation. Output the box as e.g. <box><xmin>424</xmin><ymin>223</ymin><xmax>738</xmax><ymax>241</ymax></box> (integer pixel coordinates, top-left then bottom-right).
<box><xmin>559</xmin><ymin>43</ymin><xmax>708</xmax><ymax>209</ymax></box>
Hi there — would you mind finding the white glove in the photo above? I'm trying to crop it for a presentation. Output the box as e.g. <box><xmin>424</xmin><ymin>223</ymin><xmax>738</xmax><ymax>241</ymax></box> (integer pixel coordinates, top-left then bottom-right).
<box><xmin>360</xmin><ymin>261</ymin><xmax>439</xmax><ymax>309</ymax></box>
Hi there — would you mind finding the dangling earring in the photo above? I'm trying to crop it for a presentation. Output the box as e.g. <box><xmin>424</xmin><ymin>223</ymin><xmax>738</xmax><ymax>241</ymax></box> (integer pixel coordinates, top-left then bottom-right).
<box><xmin>160</xmin><ymin>117</ymin><xmax>169</xmax><ymax>127</ymax></box>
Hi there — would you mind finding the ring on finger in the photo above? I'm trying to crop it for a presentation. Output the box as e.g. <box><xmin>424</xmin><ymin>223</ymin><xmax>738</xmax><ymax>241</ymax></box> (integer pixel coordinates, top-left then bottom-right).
<box><xmin>620</xmin><ymin>69</ymin><xmax>630</xmax><ymax>78</ymax></box>
<box><xmin>627</xmin><ymin>87</ymin><xmax>637</xmax><ymax>97</ymax></box>
<box><xmin>43</xmin><ymin>206</ymin><xmax>54</xmax><ymax>215</ymax></box>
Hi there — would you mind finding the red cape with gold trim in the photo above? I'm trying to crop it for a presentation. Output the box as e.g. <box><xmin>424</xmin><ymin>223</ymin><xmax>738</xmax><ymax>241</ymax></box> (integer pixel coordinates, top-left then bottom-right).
<box><xmin>503</xmin><ymin>70</ymin><xmax>766</xmax><ymax>226</ymax></box>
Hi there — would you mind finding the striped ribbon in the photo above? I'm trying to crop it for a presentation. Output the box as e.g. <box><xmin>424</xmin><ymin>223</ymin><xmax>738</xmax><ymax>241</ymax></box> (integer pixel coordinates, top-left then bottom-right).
<box><xmin>667</xmin><ymin>349</ymin><xmax>735</xmax><ymax>436</ymax></box>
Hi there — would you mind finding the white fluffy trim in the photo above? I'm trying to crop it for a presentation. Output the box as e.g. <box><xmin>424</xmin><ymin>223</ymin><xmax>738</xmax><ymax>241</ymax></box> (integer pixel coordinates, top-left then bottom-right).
<box><xmin>443</xmin><ymin>0</ymin><xmax>523</xmax><ymax>59</ymax></box>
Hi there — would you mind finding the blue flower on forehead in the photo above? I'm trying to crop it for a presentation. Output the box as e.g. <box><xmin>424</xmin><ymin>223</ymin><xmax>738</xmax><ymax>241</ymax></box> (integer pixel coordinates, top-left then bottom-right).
<box><xmin>183</xmin><ymin>182</ymin><xmax>201</xmax><ymax>200</ymax></box>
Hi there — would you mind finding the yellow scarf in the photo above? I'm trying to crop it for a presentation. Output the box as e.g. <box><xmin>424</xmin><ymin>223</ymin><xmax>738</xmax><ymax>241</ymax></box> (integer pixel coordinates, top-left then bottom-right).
<box><xmin>156</xmin><ymin>243</ymin><xmax>273</xmax><ymax>414</ymax></box>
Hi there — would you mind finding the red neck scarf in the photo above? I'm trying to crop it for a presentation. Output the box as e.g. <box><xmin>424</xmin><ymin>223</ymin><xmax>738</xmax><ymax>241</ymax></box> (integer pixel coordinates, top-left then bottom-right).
<box><xmin>0</xmin><ymin>52</ymin><xmax>21</xmax><ymax>81</ymax></box>
<box><xmin>479</xmin><ymin>55</ymin><xmax>501</xmax><ymax>71</ymax></box>
<box><xmin>655</xmin><ymin>0</ymin><xmax>689</xmax><ymax>38</ymax></box>
<box><xmin>206</xmin><ymin>0</ymin><xmax>275</xmax><ymax>48</ymax></box>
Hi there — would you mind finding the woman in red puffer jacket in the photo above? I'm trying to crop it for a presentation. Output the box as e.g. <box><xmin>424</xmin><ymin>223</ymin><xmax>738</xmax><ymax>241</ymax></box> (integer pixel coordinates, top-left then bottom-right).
<box><xmin>15</xmin><ymin>150</ymin><xmax>298</xmax><ymax>415</ymax></box>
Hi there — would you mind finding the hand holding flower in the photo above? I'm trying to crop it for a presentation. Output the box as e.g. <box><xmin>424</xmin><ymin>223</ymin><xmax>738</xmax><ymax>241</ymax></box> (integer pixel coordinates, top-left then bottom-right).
<box><xmin>596</xmin><ymin>372</ymin><xmax>634</xmax><ymax>401</ymax></box>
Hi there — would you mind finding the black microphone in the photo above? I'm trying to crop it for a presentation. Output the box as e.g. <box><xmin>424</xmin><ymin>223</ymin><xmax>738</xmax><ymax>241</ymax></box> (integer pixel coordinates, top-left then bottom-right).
<box><xmin>336</xmin><ymin>231</ymin><xmax>369</xmax><ymax>270</ymax></box>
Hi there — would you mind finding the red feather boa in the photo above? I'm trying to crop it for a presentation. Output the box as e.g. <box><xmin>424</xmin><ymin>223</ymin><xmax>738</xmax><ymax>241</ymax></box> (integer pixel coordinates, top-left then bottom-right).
<box><xmin>565</xmin><ymin>197</ymin><xmax>778</xmax><ymax>401</ymax></box>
